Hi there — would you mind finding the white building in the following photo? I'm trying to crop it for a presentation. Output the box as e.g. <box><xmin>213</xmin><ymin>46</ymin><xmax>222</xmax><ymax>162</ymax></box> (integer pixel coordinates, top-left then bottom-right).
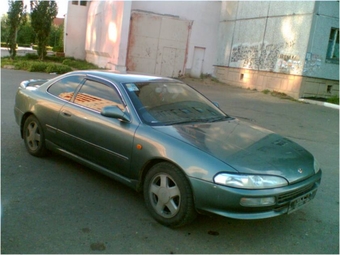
<box><xmin>215</xmin><ymin>1</ymin><xmax>339</xmax><ymax>98</ymax></box>
<box><xmin>64</xmin><ymin>0</ymin><xmax>339</xmax><ymax>99</ymax></box>
<box><xmin>64</xmin><ymin>1</ymin><xmax>220</xmax><ymax>77</ymax></box>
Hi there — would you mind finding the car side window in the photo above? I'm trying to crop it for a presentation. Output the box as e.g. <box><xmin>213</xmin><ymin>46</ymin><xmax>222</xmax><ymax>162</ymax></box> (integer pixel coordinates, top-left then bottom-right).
<box><xmin>47</xmin><ymin>75</ymin><xmax>84</xmax><ymax>101</ymax></box>
<box><xmin>74</xmin><ymin>79</ymin><xmax>124</xmax><ymax>112</ymax></box>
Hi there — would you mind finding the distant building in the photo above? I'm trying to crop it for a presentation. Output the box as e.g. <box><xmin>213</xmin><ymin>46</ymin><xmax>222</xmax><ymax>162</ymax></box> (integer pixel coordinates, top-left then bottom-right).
<box><xmin>64</xmin><ymin>1</ymin><xmax>339</xmax><ymax>99</ymax></box>
<box><xmin>53</xmin><ymin>17</ymin><xmax>64</xmax><ymax>27</ymax></box>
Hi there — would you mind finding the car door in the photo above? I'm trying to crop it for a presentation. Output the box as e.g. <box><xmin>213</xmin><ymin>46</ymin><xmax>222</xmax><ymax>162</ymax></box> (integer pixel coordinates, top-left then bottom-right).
<box><xmin>56</xmin><ymin>77</ymin><xmax>139</xmax><ymax>175</ymax></box>
<box><xmin>44</xmin><ymin>74</ymin><xmax>85</xmax><ymax>143</ymax></box>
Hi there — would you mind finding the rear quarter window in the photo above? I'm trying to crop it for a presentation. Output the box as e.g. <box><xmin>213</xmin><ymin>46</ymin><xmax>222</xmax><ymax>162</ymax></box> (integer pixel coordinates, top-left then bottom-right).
<box><xmin>47</xmin><ymin>75</ymin><xmax>84</xmax><ymax>101</ymax></box>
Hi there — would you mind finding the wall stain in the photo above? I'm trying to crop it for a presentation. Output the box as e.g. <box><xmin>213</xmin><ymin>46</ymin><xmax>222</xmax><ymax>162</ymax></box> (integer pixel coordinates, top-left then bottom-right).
<box><xmin>90</xmin><ymin>242</ymin><xmax>106</xmax><ymax>251</ymax></box>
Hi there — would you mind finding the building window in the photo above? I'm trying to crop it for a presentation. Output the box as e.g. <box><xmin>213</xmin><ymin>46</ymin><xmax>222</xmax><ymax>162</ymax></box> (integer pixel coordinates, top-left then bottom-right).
<box><xmin>72</xmin><ymin>1</ymin><xmax>78</xmax><ymax>5</ymax></box>
<box><xmin>80</xmin><ymin>1</ymin><xmax>87</xmax><ymax>6</ymax></box>
<box><xmin>326</xmin><ymin>28</ymin><xmax>339</xmax><ymax>64</ymax></box>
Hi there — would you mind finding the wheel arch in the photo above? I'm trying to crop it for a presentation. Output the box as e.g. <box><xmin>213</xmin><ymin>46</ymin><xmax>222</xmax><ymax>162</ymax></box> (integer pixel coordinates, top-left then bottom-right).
<box><xmin>20</xmin><ymin>112</ymin><xmax>35</xmax><ymax>138</ymax></box>
<box><xmin>136</xmin><ymin>158</ymin><xmax>193</xmax><ymax>193</ymax></box>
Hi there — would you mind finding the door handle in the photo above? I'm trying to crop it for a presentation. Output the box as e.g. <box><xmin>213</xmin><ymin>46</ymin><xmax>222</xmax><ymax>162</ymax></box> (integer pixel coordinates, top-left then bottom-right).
<box><xmin>62</xmin><ymin>111</ymin><xmax>72</xmax><ymax>117</ymax></box>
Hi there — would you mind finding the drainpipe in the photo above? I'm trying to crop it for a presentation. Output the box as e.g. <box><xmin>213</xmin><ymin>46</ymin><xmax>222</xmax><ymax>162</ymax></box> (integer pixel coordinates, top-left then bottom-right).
<box><xmin>259</xmin><ymin>2</ymin><xmax>271</xmax><ymax>71</ymax></box>
<box><xmin>227</xmin><ymin>2</ymin><xmax>239</xmax><ymax>65</ymax></box>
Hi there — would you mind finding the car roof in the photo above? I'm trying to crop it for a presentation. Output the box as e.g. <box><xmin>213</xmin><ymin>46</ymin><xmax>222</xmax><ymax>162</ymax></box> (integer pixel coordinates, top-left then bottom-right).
<box><xmin>69</xmin><ymin>70</ymin><xmax>178</xmax><ymax>84</ymax></box>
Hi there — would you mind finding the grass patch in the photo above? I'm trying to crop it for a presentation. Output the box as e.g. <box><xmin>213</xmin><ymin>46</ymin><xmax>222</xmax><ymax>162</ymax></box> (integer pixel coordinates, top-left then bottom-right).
<box><xmin>262</xmin><ymin>89</ymin><xmax>296</xmax><ymax>101</ymax></box>
<box><xmin>303</xmin><ymin>96</ymin><xmax>339</xmax><ymax>105</ymax></box>
<box><xmin>327</xmin><ymin>96</ymin><xmax>339</xmax><ymax>105</ymax></box>
<box><xmin>62</xmin><ymin>58</ymin><xmax>99</xmax><ymax>70</ymax></box>
<box><xmin>15</xmin><ymin>60</ymin><xmax>35</xmax><ymax>70</ymax></box>
<box><xmin>1</xmin><ymin>54</ymin><xmax>100</xmax><ymax>74</ymax></box>
<box><xmin>270</xmin><ymin>91</ymin><xmax>294</xmax><ymax>100</ymax></box>
<box><xmin>45</xmin><ymin>64</ymin><xmax>73</xmax><ymax>74</ymax></box>
<box><xmin>27</xmin><ymin>62</ymin><xmax>50</xmax><ymax>72</ymax></box>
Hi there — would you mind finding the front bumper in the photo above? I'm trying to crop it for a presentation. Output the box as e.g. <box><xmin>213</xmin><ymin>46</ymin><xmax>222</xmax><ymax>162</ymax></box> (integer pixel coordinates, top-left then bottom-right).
<box><xmin>189</xmin><ymin>170</ymin><xmax>322</xmax><ymax>220</ymax></box>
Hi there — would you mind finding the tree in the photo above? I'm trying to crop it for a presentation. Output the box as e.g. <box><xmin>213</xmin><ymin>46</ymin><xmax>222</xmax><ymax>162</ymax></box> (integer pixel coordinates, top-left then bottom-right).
<box><xmin>48</xmin><ymin>23</ymin><xmax>63</xmax><ymax>51</ymax></box>
<box><xmin>1</xmin><ymin>14</ymin><xmax>9</xmax><ymax>43</ymax></box>
<box><xmin>17</xmin><ymin>16</ymin><xmax>36</xmax><ymax>46</ymax></box>
<box><xmin>30</xmin><ymin>0</ymin><xmax>58</xmax><ymax>60</ymax></box>
<box><xmin>6</xmin><ymin>0</ymin><xmax>27</xmax><ymax>60</ymax></box>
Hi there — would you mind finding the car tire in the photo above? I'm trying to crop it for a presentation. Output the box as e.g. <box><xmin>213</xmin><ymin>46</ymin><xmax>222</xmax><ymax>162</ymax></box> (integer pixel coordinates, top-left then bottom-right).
<box><xmin>143</xmin><ymin>162</ymin><xmax>197</xmax><ymax>228</ymax></box>
<box><xmin>23</xmin><ymin>115</ymin><xmax>48</xmax><ymax>157</ymax></box>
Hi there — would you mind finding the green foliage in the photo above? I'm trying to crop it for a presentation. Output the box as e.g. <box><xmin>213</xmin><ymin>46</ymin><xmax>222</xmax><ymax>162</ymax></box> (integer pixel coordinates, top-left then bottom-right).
<box><xmin>16</xmin><ymin>17</ymin><xmax>35</xmax><ymax>45</ymax></box>
<box><xmin>49</xmin><ymin>23</ymin><xmax>64</xmax><ymax>49</ymax></box>
<box><xmin>327</xmin><ymin>96</ymin><xmax>339</xmax><ymax>105</ymax></box>
<box><xmin>1</xmin><ymin>56</ymin><xmax>13</xmax><ymax>67</ymax></box>
<box><xmin>1</xmin><ymin>55</ymin><xmax>100</xmax><ymax>74</ymax></box>
<box><xmin>30</xmin><ymin>0</ymin><xmax>58</xmax><ymax>60</ymax></box>
<box><xmin>27</xmin><ymin>62</ymin><xmax>49</xmax><ymax>72</ymax></box>
<box><xmin>6</xmin><ymin>0</ymin><xmax>27</xmax><ymax>59</ymax></box>
<box><xmin>53</xmin><ymin>45</ymin><xmax>64</xmax><ymax>52</ymax></box>
<box><xmin>262</xmin><ymin>89</ymin><xmax>270</xmax><ymax>94</ymax></box>
<box><xmin>45</xmin><ymin>55</ymin><xmax>68</xmax><ymax>63</ymax></box>
<box><xmin>21</xmin><ymin>53</ymin><xmax>39</xmax><ymax>60</ymax></box>
<box><xmin>14</xmin><ymin>60</ymin><xmax>33</xmax><ymax>70</ymax></box>
<box><xmin>62</xmin><ymin>58</ymin><xmax>99</xmax><ymax>70</ymax></box>
<box><xmin>45</xmin><ymin>64</ymin><xmax>72</xmax><ymax>74</ymax></box>
<box><xmin>24</xmin><ymin>62</ymin><xmax>71</xmax><ymax>74</ymax></box>
<box><xmin>31</xmin><ymin>45</ymin><xmax>53</xmax><ymax>51</ymax></box>
<box><xmin>1</xmin><ymin>14</ymin><xmax>9</xmax><ymax>43</ymax></box>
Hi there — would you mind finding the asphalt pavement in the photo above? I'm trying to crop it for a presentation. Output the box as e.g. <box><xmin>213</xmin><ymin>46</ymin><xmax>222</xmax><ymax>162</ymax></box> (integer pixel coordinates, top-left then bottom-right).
<box><xmin>1</xmin><ymin>69</ymin><xmax>339</xmax><ymax>254</ymax></box>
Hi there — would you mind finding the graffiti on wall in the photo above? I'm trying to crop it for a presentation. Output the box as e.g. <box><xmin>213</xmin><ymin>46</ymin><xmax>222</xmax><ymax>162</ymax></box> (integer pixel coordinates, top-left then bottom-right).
<box><xmin>277</xmin><ymin>54</ymin><xmax>301</xmax><ymax>73</ymax></box>
<box><xmin>303</xmin><ymin>52</ymin><xmax>322</xmax><ymax>75</ymax></box>
<box><xmin>230</xmin><ymin>41</ymin><xmax>302</xmax><ymax>73</ymax></box>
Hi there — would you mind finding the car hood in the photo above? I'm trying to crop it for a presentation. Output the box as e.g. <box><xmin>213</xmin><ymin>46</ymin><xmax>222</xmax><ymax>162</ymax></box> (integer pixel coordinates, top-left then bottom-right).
<box><xmin>154</xmin><ymin>119</ymin><xmax>315</xmax><ymax>183</ymax></box>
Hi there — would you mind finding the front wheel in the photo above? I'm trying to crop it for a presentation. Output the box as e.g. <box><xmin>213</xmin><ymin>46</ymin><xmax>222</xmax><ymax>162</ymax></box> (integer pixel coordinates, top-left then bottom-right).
<box><xmin>143</xmin><ymin>162</ymin><xmax>197</xmax><ymax>228</ymax></box>
<box><xmin>23</xmin><ymin>115</ymin><xmax>48</xmax><ymax>157</ymax></box>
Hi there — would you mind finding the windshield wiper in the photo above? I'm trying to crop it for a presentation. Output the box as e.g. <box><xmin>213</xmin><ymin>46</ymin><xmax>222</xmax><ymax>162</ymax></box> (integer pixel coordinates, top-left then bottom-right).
<box><xmin>205</xmin><ymin>116</ymin><xmax>231</xmax><ymax>123</ymax></box>
<box><xmin>163</xmin><ymin>118</ymin><xmax>205</xmax><ymax>125</ymax></box>
<box><xmin>162</xmin><ymin>115</ymin><xmax>233</xmax><ymax>126</ymax></box>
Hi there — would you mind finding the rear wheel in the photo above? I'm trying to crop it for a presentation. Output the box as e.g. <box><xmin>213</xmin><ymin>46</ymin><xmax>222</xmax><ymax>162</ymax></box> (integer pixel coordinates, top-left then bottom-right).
<box><xmin>143</xmin><ymin>162</ymin><xmax>197</xmax><ymax>228</ymax></box>
<box><xmin>23</xmin><ymin>115</ymin><xmax>48</xmax><ymax>157</ymax></box>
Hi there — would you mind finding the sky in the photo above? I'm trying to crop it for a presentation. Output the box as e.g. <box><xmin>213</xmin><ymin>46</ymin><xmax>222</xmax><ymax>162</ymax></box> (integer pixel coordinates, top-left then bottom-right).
<box><xmin>0</xmin><ymin>0</ymin><xmax>68</xmax><ymax>18</ymax></box>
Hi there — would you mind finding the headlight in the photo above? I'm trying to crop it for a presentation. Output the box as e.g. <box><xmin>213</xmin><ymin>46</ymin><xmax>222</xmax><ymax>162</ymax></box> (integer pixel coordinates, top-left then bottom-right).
<box><xmin>314</xmin><ymin>158</ymin><xmax>321</xmax><ymax>173</ymax></box>
<box><xmin>214</xmin><ymin>173</ymin><xmax>288</xmax><ymax>189</ymax></box>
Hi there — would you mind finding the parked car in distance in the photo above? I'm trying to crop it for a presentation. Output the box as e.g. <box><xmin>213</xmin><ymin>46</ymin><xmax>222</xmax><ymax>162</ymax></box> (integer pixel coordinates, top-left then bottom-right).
<box><xmin>14</xmin><ymin>70</ymin><xmax>322</xmax><ymax>228</ymax></box>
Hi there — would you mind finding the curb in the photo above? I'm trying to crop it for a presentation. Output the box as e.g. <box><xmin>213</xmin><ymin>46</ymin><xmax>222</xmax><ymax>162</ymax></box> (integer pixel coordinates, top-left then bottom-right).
<box><xmin>298</xmin><ymin>99</ymin><xmax>340</xmax><ymax>110</ymax></box>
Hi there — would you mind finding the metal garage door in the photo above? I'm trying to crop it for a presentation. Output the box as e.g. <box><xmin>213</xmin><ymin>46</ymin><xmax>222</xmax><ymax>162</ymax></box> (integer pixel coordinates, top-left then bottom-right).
<box><xmin>127</xmin><ymin>11</ymin><xmax>192</xmax><ymax>78</ymax></box>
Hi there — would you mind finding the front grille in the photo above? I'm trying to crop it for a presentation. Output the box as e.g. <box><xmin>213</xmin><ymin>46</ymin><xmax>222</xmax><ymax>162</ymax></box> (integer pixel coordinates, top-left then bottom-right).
<box><xmin>277</xmin><ymin>183</ymin><xmax>314</xmax><ymax>204</ymax></box>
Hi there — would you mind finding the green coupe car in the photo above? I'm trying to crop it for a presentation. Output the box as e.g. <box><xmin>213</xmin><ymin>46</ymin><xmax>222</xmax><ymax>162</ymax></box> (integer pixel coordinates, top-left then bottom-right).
<box><xmin>14</xmin><ymin>70</ymin><xmax>322</xmax><ymax>228</ymax></box>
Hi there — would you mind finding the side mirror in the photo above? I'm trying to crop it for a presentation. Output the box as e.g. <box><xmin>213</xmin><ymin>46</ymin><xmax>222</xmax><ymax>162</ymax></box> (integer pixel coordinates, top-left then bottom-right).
<box><xmin>101</xmin><ymin>106</ymin><xmax>130</xmax><ymax>122</ymax></box>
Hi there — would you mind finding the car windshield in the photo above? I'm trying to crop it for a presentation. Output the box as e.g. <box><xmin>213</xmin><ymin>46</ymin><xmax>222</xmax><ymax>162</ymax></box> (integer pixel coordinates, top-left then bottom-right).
<box><xmin>123</xmin><ymin>81</ymin><xmax>229</xmax><ymax>126</ymax></box>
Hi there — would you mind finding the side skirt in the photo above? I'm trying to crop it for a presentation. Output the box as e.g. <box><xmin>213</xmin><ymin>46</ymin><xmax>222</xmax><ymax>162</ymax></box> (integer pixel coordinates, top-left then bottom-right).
<box><xmin>45</xmin><ymin>140</ymin><xmax>139</xmax><ymax>190</ymax></box>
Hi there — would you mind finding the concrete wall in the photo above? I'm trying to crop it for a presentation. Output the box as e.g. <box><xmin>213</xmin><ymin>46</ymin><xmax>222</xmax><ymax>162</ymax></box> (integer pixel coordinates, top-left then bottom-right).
<box><xmin>85</xmin><ymin>0</ymin><xmax>132</xmax><ymax>71</ymax></box>
<box><xmin>215</xmin><ymin>1</ymin><xmax>339</xmax><ymax>99</ymax></box>
<box><xmin>217</xmin><ymin>1</ymin><xmax>315</xmax><ymax>75</ymax></box>
<box><xmin>214</xmin><ymin>64</ymin><xmax>339</xmax><ymax>99</ymax></box>
<box><xmin>214</xmin><ymin>66</ymin><xmax>303</xmax><ymax>99</ymax></box>
<box><xmin>64</xmin><ymin>1</ymin><xmax>89</xmax><ymax>59</ymax></box>
<box><xmin>305</xmin><ymin>1</ymin><xmax>339</xmax><ymax>80</ymax></box>
<box><xmin>131</xmin><ymin>1</ymin><xmax>221</xmax><ymax>76</ymax></box>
